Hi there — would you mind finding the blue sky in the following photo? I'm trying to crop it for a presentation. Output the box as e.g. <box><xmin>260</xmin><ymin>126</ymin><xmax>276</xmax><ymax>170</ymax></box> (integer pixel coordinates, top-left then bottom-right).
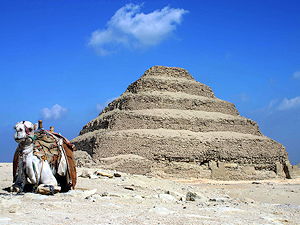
<box><xmin>1</xmin><ymin>0</ymin><xmax>299</xmax><ymax>164</ymax></box>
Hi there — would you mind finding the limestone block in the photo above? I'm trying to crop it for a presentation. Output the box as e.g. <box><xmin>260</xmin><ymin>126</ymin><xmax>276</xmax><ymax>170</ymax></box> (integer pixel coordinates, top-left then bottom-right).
<box><xmin>209</xmin><ymin>161</ymin><xmax>218</xmax><ymax>170</ymax></box>
<box><xmin>210</xmin><ymin>161</ymin><xmax>228</xmax><ymax>179</ymax></box>
<box><xmin>241</xmin><ymin>166</ymin><xmax>256</xmax><ymax>175</ymax></box>
<box><xmin>283</xmin><ymin>160</ymin><xmax>294</xmax><ymax>179</ymax></box>
<box><xmin>224</xmin><ymin>163</ymin><xmax>238</xmax><ymax>168</ymax></box>
<box><xmin>217</xmin><ymin>161</ymin><xmax>225</xmax><ymax>170</ymax></box>
<box><xmin>275</xmin><ymin>162</ymin><xmax>285</xmax><ymax>177</ymax></box>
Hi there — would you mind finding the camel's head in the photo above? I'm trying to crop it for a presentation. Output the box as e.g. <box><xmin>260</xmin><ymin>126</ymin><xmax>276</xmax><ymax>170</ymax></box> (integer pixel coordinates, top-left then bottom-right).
<box><xmin>14</xmin><ymin>121</ymin><xmax>35</xmax><ymax>143</ymax></box>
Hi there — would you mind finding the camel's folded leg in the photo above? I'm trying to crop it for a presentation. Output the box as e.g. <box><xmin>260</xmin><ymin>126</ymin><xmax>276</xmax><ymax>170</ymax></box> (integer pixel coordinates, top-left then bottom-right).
<box><xmin>36</xmin><ymin>184</ymin><xmax>61</xmax><ymax>195</ymax></box>
<box><xmin>35</xmin><ymin>160</ymin><xmax>61</xmax><ymax>195</ymax></box>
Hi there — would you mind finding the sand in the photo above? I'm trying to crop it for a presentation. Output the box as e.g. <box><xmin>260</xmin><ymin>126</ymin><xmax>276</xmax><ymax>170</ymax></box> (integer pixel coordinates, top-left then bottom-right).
<box><xmin>1</xmin><ymin>163</ymin><xmax>300</xmax><ymax>225</ymax></box>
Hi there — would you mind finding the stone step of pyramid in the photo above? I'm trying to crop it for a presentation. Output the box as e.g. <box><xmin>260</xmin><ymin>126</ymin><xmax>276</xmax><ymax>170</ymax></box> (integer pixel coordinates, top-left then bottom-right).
<box><xmin>72</xmin><ymin>129</ymin><xmax>287</xmax><ymax>170</ymax></box>
<box><xmin>103</xmin><ymin>91</ymin><xmax>239</xmax><ymax>116</ymax></box>
<box><xmin>126</xmin><ymin>76</ymin><xmax>215</xmax><ymax>98</ymax></box>
<box><xmin>80</xmin><ymin>109</ymin><xmax>261</xmax><ymax>136</ymax></box>
<box><xmin>141</xmin><ymin>66</ymin><xmax>195</xmax><ymax>80</ymax></box>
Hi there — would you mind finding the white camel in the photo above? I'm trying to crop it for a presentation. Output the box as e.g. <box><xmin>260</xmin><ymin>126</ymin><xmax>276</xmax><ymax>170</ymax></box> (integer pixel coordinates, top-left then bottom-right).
<box><xmin>11</xmin><ymin>121</ymin><xmax>68</xmax><ymax>194</ymax></box>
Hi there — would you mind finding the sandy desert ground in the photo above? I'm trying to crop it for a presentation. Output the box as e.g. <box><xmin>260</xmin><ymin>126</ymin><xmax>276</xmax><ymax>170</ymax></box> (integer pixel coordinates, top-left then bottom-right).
<box><xmin>1</xmin><ymin>163</ymin><xmax>300</xmax><ymax>225</ymax></box>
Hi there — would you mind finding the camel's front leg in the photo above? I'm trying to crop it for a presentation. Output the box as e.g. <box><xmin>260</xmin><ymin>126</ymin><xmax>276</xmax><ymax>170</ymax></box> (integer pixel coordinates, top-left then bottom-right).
<box><xmin>10</xmin><ymin>156</ymin><xmax>26</xmax><ymax>192</ymax></box>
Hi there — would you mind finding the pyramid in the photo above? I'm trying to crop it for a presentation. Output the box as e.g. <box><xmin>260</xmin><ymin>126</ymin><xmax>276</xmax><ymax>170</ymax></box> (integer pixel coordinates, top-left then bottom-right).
<box><xmin>73</xmin><ymin>66</ymin><xmax>293</xmax><ymax>180</ymax></box>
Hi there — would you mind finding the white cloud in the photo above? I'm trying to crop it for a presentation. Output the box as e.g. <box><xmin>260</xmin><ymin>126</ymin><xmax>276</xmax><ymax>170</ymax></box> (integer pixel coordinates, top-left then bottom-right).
<box><xmin>267</xmin><ymin>99</ymin><xmax>279</xmax><ymax>110</ymax></box>
<box><xmin>277</xmin><ymin>97</ymin><xmax>300</xmax><ymax>111</ymax></box>
<box><xmin>41</xmin><ymin>104</ymin><xmax>67</xmax><ymax>120</ymax></box>
<box><xmin>293</xmin><ymin>71</ymin><xmax>300</xmax><ymax>79</ymax></box>
<box><xmin>89</xmin><ymin>4</ymin><xmax>188</xmax><ymax>55</ymax></box>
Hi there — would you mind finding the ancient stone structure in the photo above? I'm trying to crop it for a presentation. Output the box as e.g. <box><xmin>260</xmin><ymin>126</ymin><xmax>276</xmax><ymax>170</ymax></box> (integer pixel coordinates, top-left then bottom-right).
<box><xmin>73</xmin><ymin>66</ymin><xmax>292</xmax><ymax>180</ymax></box>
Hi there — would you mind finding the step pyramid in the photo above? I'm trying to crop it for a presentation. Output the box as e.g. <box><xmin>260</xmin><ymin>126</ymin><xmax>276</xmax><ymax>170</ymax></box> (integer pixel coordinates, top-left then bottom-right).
<box><xmin>73</xmin><ymin>66</ymin><xmax>292</xmax><ymax>180</ymax></box>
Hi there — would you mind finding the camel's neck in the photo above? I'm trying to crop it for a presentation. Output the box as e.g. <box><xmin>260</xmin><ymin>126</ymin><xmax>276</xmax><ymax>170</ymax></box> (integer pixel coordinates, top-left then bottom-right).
<box><xmin>22</xmin><ymin>144</ymin><xmax>33</xmax><ymax>155</ymax></box>
<box><xmin>18</xmin><ymin>137</ymin><xmax>37</xmax><ymax>185</ymax></box>
<box><xmin>19</xmin><ymin>138</ymin><xmax>34</xmax><ymax>155</ymax></box>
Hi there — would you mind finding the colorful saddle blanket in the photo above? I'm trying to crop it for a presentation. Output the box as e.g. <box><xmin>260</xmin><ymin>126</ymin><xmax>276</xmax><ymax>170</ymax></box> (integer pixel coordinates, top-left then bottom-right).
<box><xmin>33</xmin><ymin>130</ymin><xmax>61</xmax><ymax>168</ymax></box>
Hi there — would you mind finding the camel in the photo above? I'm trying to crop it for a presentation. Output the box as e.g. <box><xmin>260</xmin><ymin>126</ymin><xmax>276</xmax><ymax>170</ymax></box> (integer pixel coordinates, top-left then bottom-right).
<box><xmin>11</xmin><ymin>121</ymin><xmax>76</xmax><ymax>194</ymax></box>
